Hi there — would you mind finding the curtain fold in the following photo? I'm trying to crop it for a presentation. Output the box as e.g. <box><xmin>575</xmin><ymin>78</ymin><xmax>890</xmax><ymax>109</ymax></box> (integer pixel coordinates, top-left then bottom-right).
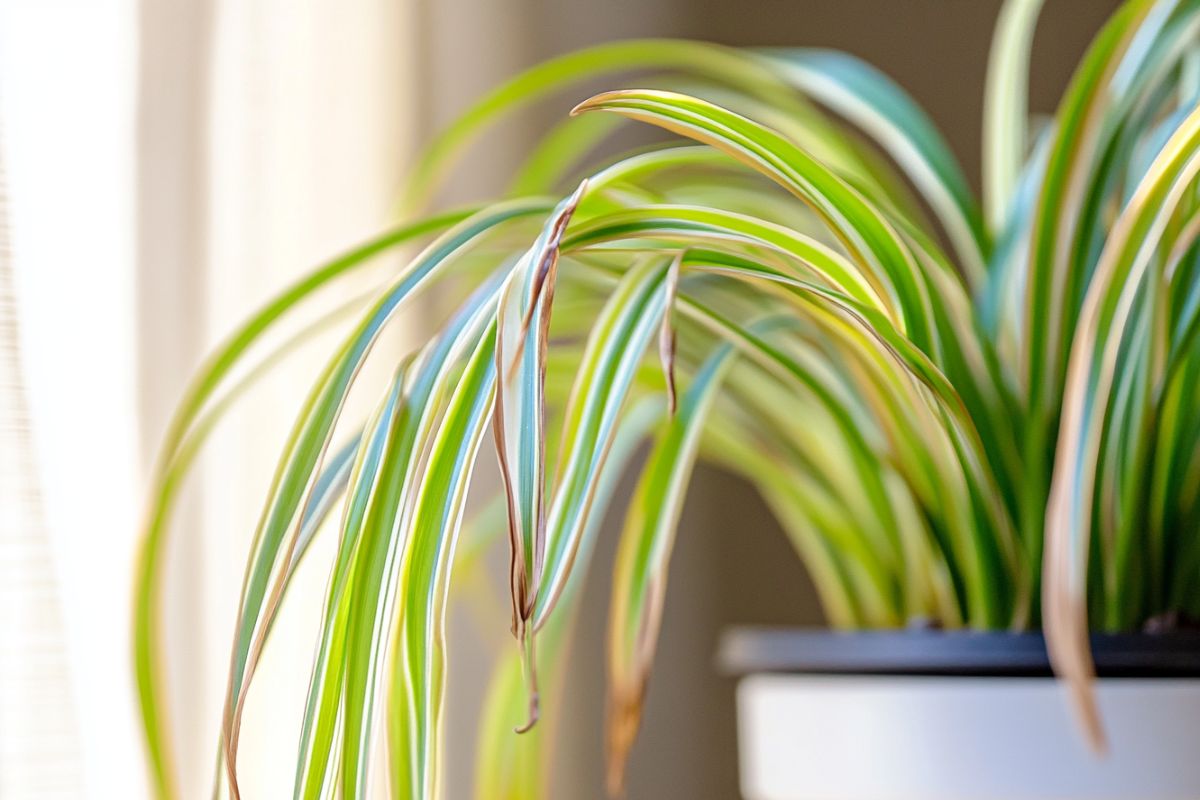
<box><xmin>0</xmin><ymin>109</ymin><xmax>84</xmax><ymax>800</ymax></box>
<box><xmin>140</xmin><ymin>0</ymin><xmax>420</xmax><ymax>794</ymax></box>
<box><xmin>0</xmin><ymin>0</ymin><xmax>145</xmax><ymax>796</ymax></box>
<box><xmin>3</xmin><ymin>0</ymin><xmax>423</xmax><ymax>795</ymax></box>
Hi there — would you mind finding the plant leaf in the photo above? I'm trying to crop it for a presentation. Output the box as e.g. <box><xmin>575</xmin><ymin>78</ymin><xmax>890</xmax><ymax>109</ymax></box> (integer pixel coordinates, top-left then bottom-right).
<box><xmin>533</xmin><ymin>256</ymin><xmax>673</xmax><ymax>627</ymax></box>
<box><xmin>294</xmin><ymin>276</ymin><xmax>503</xmax><ymax>800</ymax></box>
<box><xmin>1045</xmin><ymin>99</ymin><xmax>1200</xmax><ymax>753</ymax></box>
<box><xmin>132</xmin><ymin>211</ymin><xmax>469</xmax><ymax>799</ymax></box>
<box><xmin>493</xmin><ymin>184</ymin><xmax>587</xmax><ymax>734</ymax></box>
<box><xmin>404</xmin><ymin>40</ymin><xmax>826</xmax><ymax>210</ymax></box>
<box><xmin>294</xmin><ymin>370</ymin><xmax>406</xmax><ymax>800</ymax></box>
<box><xmin>571</xmin><ymin>88</ymin><xmax>951</xmax><ymax>358</ymax></box>
<box><xmin>605</xmin><ymin>336</ymin><xmax>743</xmax><ymax>794</ymax></box>
<box><xmin>762</xmin><ymin>48</ymin><xmax>988</xmax><ymax>287</ymax></box>
<box><xmin>475</xmin><ymin>398</ymin><xmax>663</xmax><ymax>800</ymax></box>
<box><xmin>388</xmin><ymin>322</ymin><xmax>499</xmax><ymax>799</ymax></box>
<box><xmin>218</xmin><ymin>200</ymin><xmax>551</xmax><ymax>796</ymax></box>
<box><xmin>983</xmin><ymin>0</ymin><xmax>1044</xmax><ymax>233</ymax></box>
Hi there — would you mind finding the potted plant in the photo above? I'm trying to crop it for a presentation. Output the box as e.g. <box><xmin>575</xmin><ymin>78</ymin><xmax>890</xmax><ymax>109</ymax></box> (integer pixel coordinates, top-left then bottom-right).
<box><xmin>133</xmin><ymin>0</ymin><xmax>1200</xmax><ymax>797</ymax></box>
<box><xmin>720</xmin><ymin>628</ymin><xmax>1200</xmax><ymax>799</ymax></box>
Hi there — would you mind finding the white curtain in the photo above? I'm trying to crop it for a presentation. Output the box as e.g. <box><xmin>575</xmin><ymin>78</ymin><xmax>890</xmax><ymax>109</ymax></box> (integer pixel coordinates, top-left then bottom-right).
<box><xmin>0</xmin><ymin>82</ymin><xmax>83</xmax><ymax>800</ymax></box>
<box><xmin>1</xmin><ymin>0</ymin><xmax>420</xmax><ymax>796</ymax></box>
<box><xmin>0</xmin><ymin>0</ymin><xmax>142</xmax><ymax>796</ymax></box>
<box><xmin>190</xmin><ymin>0</ymin><xmax>418</xmax><ymax>795</ymax></box>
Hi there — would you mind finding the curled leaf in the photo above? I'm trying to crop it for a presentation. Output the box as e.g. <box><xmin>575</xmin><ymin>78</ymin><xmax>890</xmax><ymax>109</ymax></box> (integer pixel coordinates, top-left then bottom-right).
<box><xmin>659</xmin><ymin>252</ymin><xmax>683</xmax><ymax>415</ymax></box>
<box><xmin>493</xmin><ymin>183</ymin><xmax>588</xmax><ymax>733</ymax></box>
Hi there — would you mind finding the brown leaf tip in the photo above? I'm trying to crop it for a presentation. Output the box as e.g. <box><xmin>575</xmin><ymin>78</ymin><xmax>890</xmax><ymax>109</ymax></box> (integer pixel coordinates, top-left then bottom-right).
<box><xmin>570</xmin><ymin>91</ymin><xmax>623</xmax><ymax>117</ymax></box>
<box><xmin>604</xmin><ymin>689</ymin><xmax>644</xmax><ymax>798</ymax></box>
<box><xmin>514</xmin><ymin>690</ymin><xmax>540</xmax><ymax>735</ymax></box>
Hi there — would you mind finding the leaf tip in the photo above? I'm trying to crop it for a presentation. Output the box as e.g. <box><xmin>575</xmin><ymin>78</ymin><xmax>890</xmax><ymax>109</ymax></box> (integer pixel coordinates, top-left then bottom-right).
<box><xmin>658</xmin><ymin>252</ymin><xmax>683</xmax><ymax>417</ymax></box>
<box><xmin>512</xmin><ymin>622</ymin><xmax>542</xmax><ymax>735</ymax></box>
<box><xmin>513</xmin><ymin>690</ymin><xmax>540</xmax><ymax>735</ymax></box>
<box><xmin>1069</xmin><ymin>676</ymin><xmax>1108</xmax><ymax>757</ymax></box>
<box><xmin>1044</xmin><ymin>555</ymin><xmax>1107</xmax><ymax>758</ymax></box>
<box><xmin>570</xmin><ymin>91</ymin><xmax>623</xmax><ymax>118</ymax></box>
<box><xmin>605</xmin><ymin>689</ymin><xmax>642</xmax><ymax>798</ymax></box>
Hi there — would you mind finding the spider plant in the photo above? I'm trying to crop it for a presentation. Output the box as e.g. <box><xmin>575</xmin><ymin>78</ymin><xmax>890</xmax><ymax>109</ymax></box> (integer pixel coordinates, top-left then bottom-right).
<box><xmin>135</xmin><ymin>0</ymin><xmax>1200</xmax><ymax>796</ymax></box>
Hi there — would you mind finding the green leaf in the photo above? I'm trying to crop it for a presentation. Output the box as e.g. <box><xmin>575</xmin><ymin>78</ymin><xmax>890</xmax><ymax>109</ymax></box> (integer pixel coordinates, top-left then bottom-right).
<box><xmin>404</xmin><ymin>40</ymin><xmax>827</xmax><ymax>210</ymax></box>
<box><xmin>605</xmin><ymin>336</ymin><xmax>743</xmax><ymax>794</ymax></box>
<box><xmin>130</xmin><ymin>218</ymin><xmax>469</xmax><ymax>799</ymax></box>
<box><xmin>294</xmin><ymin>371</ymin><xmax>405</xmax><ymax>800</ymax></box>
<box><xmin>570</xmin><ymin>88</ymin><xmax>969</xmax><ymax>366</ymax></box>
<box><xmin>533</xmin><ymin>256</ymin><xmax>673</xmax><ymax>627</ymax></box>
<box><xmin>390</xmin><ymin>323</ymin><xmax>499</xmax><ymax>798</ymax></box>
<box><xmin>1045</xmin><ymin>96</ymin><xmax>1200</xmax><ymax>753</ymax></box>
<box><xmin>1020</xmin><ymin>0</ymin><xmax>1151</xmax><ymax>576</ymax></box>
<box><xmin>217</xmin><ymin>199</ymin><xmax>552</xmax><ymax>794</ymax></box>
<box><xmin>762</xmin><ymin>48</ymin><xmax>988</xmax><ymax>286</ymax></box>
<box><xmin>294</xmin><ymin>276</ymin><xmax>503</xmax><ymax>800</ymax></box>
<box><xmin>983</xmin><ymin>0</ymin><xmax>1044</xmax><ymax>232</ymax></box>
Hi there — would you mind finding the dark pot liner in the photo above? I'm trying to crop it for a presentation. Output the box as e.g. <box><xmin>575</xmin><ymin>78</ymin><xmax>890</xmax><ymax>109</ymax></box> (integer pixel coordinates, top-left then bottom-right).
<box><xmin>718</xmin><ymin>627</ymin><xmax>1200</xmax><ymax>678</ymax></box>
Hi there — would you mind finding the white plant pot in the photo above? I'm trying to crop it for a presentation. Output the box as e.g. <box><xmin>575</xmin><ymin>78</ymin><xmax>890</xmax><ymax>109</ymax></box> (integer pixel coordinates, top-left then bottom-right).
<box><xmin>721</xmin><ymin>629</ymin><xmax>1200</xmax><ymax>800</ymax></box>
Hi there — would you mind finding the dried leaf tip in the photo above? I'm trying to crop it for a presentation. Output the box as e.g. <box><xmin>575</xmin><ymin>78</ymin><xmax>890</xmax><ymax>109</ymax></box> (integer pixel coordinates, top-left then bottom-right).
<box><xmin>604</xmin><ymin>687</ymin><xmax>642</xmax><ymax>798</ymax></box>
<box><xmin>518</xmin><ymin>180</ymin><xmax>588</xmax><ymax>335</ymax></box>
<box><xmin>514</xmin><ymin>624</ymin><xmax>540</xmax><ymax>734</ymax></box>
<box><xmin>1069</xmin><ymin>680</ymin><xmax>1108</xmax><ymax>756</ymax></box>
<box><xmin>514</xmin><ymin>692</ymin><xmax>540</xmax><ymax>735</ymax></box>
<box><xmin>1043</xmin><ymin>535</ymin><xmax>1108</xmax><ymax>757</ymax></box>
<box><xmin>503</xmin><ymin>180</ymin><xmax>589</xmax><ymax>380</ymax></box>
<box><xmin>570</xmin><ymin>91</ymin><xmax>624</xmax><ymax>117</ymax></box>
<box><xmin>658</xmin><ymin>253</ymin><xmax>683</xmax><ymax>416</ymax></box>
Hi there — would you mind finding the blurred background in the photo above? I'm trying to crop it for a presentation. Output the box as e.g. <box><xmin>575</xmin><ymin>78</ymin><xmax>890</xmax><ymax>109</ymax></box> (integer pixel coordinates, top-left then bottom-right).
<box><xmin>0</xmin><ymin>0</ymin><xmax>1118</xmax><ymax>797</ymax></box>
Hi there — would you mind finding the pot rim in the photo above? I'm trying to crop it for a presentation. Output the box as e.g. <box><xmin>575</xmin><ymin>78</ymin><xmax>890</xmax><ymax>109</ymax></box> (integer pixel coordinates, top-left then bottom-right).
<box><xmin>718</xmin><ymin>626</ymin><xmax>1200</xmax><ymax>678</ymax></box>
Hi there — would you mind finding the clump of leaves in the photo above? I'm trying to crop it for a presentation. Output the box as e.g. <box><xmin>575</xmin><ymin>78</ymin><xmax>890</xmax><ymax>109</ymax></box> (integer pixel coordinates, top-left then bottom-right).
<box><xmin>135</xmin><ymin>1</ymin><xmax>1200</xmax><ymax>797</ymax></box>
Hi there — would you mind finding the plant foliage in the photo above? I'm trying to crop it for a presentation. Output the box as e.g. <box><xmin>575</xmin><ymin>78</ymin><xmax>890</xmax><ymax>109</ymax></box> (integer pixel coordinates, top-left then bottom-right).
<box><xmin>135</xmin><ymin>1</ymin><xmax>1200</xmax><ymax>796</ymax></box>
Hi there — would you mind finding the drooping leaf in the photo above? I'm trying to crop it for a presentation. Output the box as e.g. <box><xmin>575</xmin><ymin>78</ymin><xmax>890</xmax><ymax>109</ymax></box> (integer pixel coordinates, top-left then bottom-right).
<box><xmin>492</xmin><ymin>184</ymin><xmax>587</xmax><ymax>733</ymax></box>
<box><xmin>531</xmin><ymin>256</ymin><xmax>674</xmax><ymax>627</ymax></box>
<box><xmin>475</xmin><ymin>399</ymin><xmax>663</xmax><ymax>800</ymax></box>
<box><xmin>1045</xmin><ymin>99</ymin><xmax>1200</xmax><ymax>753</ymax></box>
<box><xmin>133</xmin><ymin>211</ymin><xmax>470</xmax><ymax>799</ymax></box>
<box><xmin>605</xmin><ymin>336</ymin><xmax>743</xmax><ymax>794</ymax></box>
<box><xmin>219</xmin><ymin>200</ymin><xmax>553</xmax><ymax>794</ymax></box>
<box><xmin>763</xmin><ymin>48</ymin><xmax>988</xmax><ymax>286</ymax></box>
<box><xmin>390</xmin><ymin>322</ymin><xmax>499</xmax><ymax>799</ymax></box>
